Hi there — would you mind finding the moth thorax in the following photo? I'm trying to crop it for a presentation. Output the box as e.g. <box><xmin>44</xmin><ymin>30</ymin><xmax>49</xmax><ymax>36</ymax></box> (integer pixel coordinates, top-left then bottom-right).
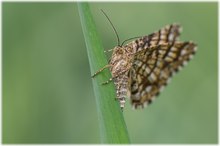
<box><xmin>114</xmin><ymin>74</ymin><xmax>129</xmax><ymax>109</ymax></box>
<box><xmin>110</xmin><ymin>59</ymin><xmax>130</xmax><ymax>76</ymax></box>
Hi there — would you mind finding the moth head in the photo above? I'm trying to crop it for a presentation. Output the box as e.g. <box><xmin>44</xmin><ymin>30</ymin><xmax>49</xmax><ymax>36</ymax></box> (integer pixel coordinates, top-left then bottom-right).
<box><xmin>114</xmin><ymin>46</ymin><xmax>125</xmax><ymax>55</ymax></box>
<box><xmin>114</xmin><ymin>46</ymin><xmax>133</xmax><ymax>55</ymax></box>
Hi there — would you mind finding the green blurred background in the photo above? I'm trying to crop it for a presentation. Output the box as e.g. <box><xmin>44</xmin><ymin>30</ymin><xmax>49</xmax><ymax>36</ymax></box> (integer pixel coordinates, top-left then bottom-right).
<box><xmin>3</xmin><ymin>2</ymin><xmax>217</xmax><ymax>144</ymax></box>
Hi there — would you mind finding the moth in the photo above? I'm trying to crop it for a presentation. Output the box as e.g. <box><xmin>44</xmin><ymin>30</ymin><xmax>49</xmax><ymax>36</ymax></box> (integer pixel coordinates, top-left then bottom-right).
<box><xmin>92</xmin><ymin>11</ymin><xmax>197</xmax><ymax>110</ymax></box>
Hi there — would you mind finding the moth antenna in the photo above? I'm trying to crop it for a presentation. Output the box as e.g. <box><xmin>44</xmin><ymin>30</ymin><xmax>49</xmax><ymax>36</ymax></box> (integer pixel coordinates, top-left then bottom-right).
<box><xmin>121</xmin><ymin>36</ymin><xmax>143</xmax><ymax>46</ymax></box>
<box><xmin>101</xmin><ymin>9</ymin><xmax>120</xmax><ymax>46</ymax></box>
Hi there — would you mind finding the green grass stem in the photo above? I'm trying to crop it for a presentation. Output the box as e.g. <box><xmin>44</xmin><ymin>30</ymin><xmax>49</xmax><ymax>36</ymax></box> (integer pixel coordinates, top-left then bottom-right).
<box><xmin>77</xmin><ymin>2</ymin><xmax>130</xmax><ymax>144</ymax></box>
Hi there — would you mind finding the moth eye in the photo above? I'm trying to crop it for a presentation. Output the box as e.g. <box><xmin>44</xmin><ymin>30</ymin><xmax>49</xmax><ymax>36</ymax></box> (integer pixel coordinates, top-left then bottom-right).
<box><xmin>117</xmin><ymin>49</ymin><xmax>123</xmax><ymax>54</ymax></box>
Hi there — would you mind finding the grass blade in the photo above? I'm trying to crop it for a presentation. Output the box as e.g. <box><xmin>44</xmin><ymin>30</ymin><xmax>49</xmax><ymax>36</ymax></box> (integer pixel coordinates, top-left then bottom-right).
<box><xmin>77</xmin><ymin>2</ymin><xmax>130</xmax><ymax>143</ymax></box>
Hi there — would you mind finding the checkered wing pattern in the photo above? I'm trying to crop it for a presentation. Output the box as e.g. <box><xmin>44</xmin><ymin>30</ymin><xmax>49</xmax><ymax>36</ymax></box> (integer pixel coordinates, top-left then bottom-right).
<box><xmin>128</xmin><ymin>24</ymin><xmax>197</xmax><ymax>109</ymax></box>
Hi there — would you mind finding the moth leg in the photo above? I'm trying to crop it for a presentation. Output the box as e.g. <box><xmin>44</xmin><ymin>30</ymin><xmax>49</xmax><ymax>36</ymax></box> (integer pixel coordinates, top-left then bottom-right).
<box><xmin>92</xmin><ymin>64</ymin><xmax>111</xmax><ymax>78</ymax></box>
<box><xmin>101</xmin><ymin>70</ymin><xmax>128</xmax><ymax>85</ymax></box>
<box><xmin>104</xmin><ymin>49</ymin><xmax>113</xmax><ymax>53</ymax></box>
<box><xmin>101</xmin><ymin>77</ymin><xmax>113</xmax><ymax>85</ymax></box>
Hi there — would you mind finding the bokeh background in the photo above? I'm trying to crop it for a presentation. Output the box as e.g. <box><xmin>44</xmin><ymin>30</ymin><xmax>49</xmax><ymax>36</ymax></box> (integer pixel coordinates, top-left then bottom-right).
<box><xmin>3</xmin><ymin>2</ymin><xmax>217</xmax><ymax>144</ymax></box>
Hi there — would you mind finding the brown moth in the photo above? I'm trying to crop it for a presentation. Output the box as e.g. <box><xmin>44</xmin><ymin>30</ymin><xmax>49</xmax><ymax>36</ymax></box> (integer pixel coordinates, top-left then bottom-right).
<box><xmin>92</xmin><ymin>23</ymin><xmax>197</xmax><ymax>110</ymax></box>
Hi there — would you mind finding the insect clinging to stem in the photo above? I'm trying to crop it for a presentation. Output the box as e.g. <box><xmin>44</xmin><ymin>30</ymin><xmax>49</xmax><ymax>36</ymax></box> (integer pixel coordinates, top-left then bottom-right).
<box><xmin>92</xmin><ymin>10</ymin><xmax>197</xmax><ymax>110</ymax></box>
